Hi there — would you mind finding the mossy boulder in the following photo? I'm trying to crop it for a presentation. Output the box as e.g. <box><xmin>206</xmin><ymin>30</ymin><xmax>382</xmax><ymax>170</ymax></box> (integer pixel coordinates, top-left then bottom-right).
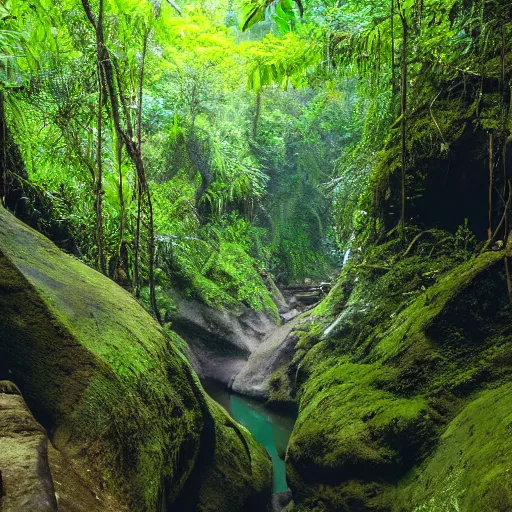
<box><xmin>286</xmin><ymin>247</ymin><xmax>512</xmax><ymax>511</ymax></box>
<box><xmin>0</xmin><ymin>207</ymin><xmax>271</xmax><ymax>511</ymax></box>
<box><xmin>186</xmin><ymin>397</ymin><xmax>273</xmax><ymax>512</ymax></box>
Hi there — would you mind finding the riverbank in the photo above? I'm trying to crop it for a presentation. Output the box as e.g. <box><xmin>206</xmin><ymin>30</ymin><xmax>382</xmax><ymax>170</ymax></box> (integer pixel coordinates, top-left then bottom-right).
<box><xmin>203</xmin><ymin>379</ymin><xmax>296</xmax><ymax>496</ymax></box>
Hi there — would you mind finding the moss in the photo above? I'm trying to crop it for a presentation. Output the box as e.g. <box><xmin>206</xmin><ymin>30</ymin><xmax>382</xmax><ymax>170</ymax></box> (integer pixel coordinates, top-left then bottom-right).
<box><xmin>368</xmin><ymin>87</ymin><xmax>497</xmax><ymax>240</ymax></box>
<box><xmin>396</xmin><ymin>383</ymin><xmax>512</xmax><ymax>512</ymax></box>
<box><xmin>172</xmin><ymin>239</ymin><xmax>280</xmax><ymax>322</ymax></box>
<box><xmin>195</xmin><ymin>397</ymin><xmax>272</xmax><ymax>512</ymax></box>
<box><xmin>0</xmin><ymin>380</ymin><xmax>22</xmax><ymax>395</ymax></box>
<box><xmin>287</xmin><ymin>480</ymin><xmax>394</xmax><ymax>512</ymax></box>
<box><xmin>267</xmin><ymin>365</ymin><xmax>297</xmax><ymax>408</ymax></box>
<box><xmin>373</xmin><ymin>250</ymin><xmax>506</xmax><ymax>359</ymax></box>
<box><xmin>286</xmin><ymin>244</ymin><xmax>512</xmax><ymax>511</ymax></box>
<box><xmin>0</xmin><ymin>210</ymin><xmax>203</xmax><ymax>510</ymax></box>
<box><xmin>288</xmin><ymin>357</ymin><xmax>436</xmax><ymax>483</ymax></box>
<box><xmin>0</xmin><ymin>208</ymin><xmax>272</xmax><ymax>511</ymax></box>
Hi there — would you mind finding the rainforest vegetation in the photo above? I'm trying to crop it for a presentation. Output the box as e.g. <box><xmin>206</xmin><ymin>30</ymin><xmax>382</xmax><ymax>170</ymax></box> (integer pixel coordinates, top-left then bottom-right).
<box><xmin>1</xmin><ymin>0</ymin><xmax>512</xmax><ymax>511</ymax></box>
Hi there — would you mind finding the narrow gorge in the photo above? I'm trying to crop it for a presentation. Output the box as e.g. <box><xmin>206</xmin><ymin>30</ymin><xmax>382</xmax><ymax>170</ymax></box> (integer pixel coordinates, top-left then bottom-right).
<box><xmin>1</xmin><ymin>1</ymin><xmax>512</xmax><ymax>511</ymax></box>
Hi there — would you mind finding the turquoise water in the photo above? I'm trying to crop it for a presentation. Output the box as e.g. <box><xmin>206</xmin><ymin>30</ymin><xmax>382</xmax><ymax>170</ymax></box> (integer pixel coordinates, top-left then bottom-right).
<box><xmin>203</xmin><ymin>380</ymin><xmax>295</xmax><ymax>493</ymax></box>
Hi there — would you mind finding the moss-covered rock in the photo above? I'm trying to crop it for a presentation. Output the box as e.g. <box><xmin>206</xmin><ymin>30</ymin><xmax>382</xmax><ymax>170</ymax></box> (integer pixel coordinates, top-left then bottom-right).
<box><xmin>193</xmin><ymin>397</ymin><xmax>273</xmax><ymax>512</ymax></box>
<box><xmin>285</xmin><ymin>246</ymin><xmax>512</xmax><ymax>511</ymax></box>
<box><xmin>0</xmin><ymin>207</ymin><xmax>271</xmax><ymax>511</ymax></box>
<box><xmin>396</xmin><ymin>383</ymin><xmax>512</xmax><ymax>512</ymax></box>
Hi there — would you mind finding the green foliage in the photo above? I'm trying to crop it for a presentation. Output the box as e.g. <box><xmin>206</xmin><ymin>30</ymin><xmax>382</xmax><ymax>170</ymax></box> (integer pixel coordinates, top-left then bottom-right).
<box><xmin>168</xmin><ymin>222</ymin><xmax>279</xmax><ymax>319</ymax></box>
<box><xmin>250</xmin><ymin>87</ymin><xmax>346</xmax><ymax>282</ymax></box>
<box><xmin>140</xmin><ymin>285</ymin><xmax>179</xmax><ymax>320</ymax></box>
<box><xmin>3</xmin><ymin>1</ymin><xmax>512</xmax><ymax>510</ymax></box>
<box><xmin>245</xmin><ymin>33</ymin><xmax>322</xmax><ymax>91</ymax></box>
<box><xmin>241</xmin><ymin>0</ymin><xmax>304</xmax><ymax>32</ymax></box>
<box><xmin>321</xmin><ymin>0</ymin><xmax>512</xmax><ymax>249</ymax></box>
<box><xmin>455</xmin><ymin>218</ymin><xmax>477</xmax><ymax>258</ymax></box>
<box><xmin>2</xmin><ymin>0</ymin><xmax>348</xmax><ymax>310</ymax></box>
<box><xmin>6</xmin><ymin>0</ymin><xmax>508</xmax><ymax>314</ymax></box>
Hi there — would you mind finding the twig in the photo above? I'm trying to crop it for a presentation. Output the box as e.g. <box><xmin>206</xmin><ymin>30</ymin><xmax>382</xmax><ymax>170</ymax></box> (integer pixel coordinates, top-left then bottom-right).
<box><xmin>429</xmin><ymin>88</ymin><xmax>447</xmax><ymax>145</ymax></box>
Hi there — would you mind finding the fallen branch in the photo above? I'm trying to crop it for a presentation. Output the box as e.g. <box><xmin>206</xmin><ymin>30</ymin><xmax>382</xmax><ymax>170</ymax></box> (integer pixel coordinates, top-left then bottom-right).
<box><xmin>403</xmin><ymin>229</ymin><xmax>442</xmax><ymax>257</ymax></box>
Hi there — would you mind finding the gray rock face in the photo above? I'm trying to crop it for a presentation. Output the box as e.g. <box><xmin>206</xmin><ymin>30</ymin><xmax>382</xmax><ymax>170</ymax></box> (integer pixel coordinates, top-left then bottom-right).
<box><xmin>169</xmin><ymin>288</ymin><xmax>306</xmax><ymax>400</ymax></box>
<box><xmin>267</xmin><ymin>278</ymin><xmax>289</xmax><ymax>313</ymax></box>
<box><xmin>232</xmin><ymin>316</ymin><xmax>303</xmax><ymax>399</ymax></box>
<box><xmin>170</xmin><ymin>291</ymin><xmax>277</xmax><ymax>384</ymax></box>
<box><xmin>0</xmin><ymin>381</ymin><xmax>58</xmax><ymax>512</ymax></box>
<box><xmin>270</xmin><ymin>491</ymin><xmax>292</xmax><ymax>512</ymax></box>
<box><xmin>280</xmin><ymin>308</ymin><xmax>299</xmax><ymax>323</ymax></box>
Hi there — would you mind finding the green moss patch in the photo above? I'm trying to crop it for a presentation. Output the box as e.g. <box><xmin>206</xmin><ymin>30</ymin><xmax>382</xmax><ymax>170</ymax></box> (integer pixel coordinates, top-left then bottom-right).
<box><xmin>195</xmin><ymin>397</ymin><xmax>272</xmax><ymax>512</ymax></box>
<box><xmin>289</xmin><ymin>356</ymin><xmax>436</xmax><ymax>483</ymax></box>
<box><xmin>397</xmin><ymin>383</ymin><xmax>512</xmax><ymax>512</ymax></box>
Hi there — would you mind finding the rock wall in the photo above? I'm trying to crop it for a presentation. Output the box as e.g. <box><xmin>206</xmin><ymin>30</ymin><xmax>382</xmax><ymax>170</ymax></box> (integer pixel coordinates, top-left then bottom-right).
<box><xmin>168</xmin><ymin>288</ymin><xmax>278</xmax><ymax>385</ymax></box>
<box><xmin>0</xmin><ymin>207</ymin><xmax>272</xmax><ymax>512</ymax></box>
<box><xmin>167</xmin><ymin>279</ymin><xmax>311</xmax><ymax>404</ymax></box>
<box><xmin>232</xmin><ymin>315</ymin><xmax>303</xmax><ymax>400</ymax></box>
<box><xmin>0</xmin><ymin>381</ymin><xmax>57</xmax><ymax>512</ymax></box>
<box><xmin>280</xmin><ymin>249</ymin><xmax>512</xmax><ymax>511</ymax></box>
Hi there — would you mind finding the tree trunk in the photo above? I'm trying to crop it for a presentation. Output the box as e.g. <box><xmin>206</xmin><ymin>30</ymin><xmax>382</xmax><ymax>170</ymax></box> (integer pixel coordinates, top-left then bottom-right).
<box><xmin>391</xmin><ymin>0</ymin><xmax>397</xmax><ymax>106</ymax></box>
<box><xmin>136</xmin><ymin>29</ymin><xmax>159</xmax><ymax>321</ymax></box>
<box><xmin>81</xmin><ymin>0</ymin><xmax>160</xmax><ymax>321</ymax></box>
<box><xmin>505</xmin><ymin>256</ymin><xmax>512</xmax><ymax>303</ymax></box>
<box><xmin>134</xmin><ymin>178</ymin><xmax>142</xmax><ymax>297</ymax></box>
<box><xmin>0</xmin><ymin>92</ymin><xmax>28</xmax><ymax>213</ymax></box>
<box><xmin>252</xmin><ymin>89</ymin><xmax>262</xmax><ymax>139</ymax></box>
<box><xmin>1</xmin><ymin>91</ymin><xmax>7</xmax><ymax>207</ymax></box>
<box><xmin>115</xmin><ymin>134</ymin><xmax>127</xmax><ymax>277</ymax></box>
<box><xmin>399</xmin><ymin>6</ymin><xmax>408</xmax><ymax>241</ymax></box>
<box><xmin>95</xmin><ymin>0</ymin><xmax>106</xmax><ymax>275</ymax></box>
<box><xmin>147</xmin><ymin>184</ymin><xmax>160</xmax><ymax>322</ymax></box>
<box><xmin>503</xmin><ymin>141</ymin><xmax>508</xmax><ymax>239</ymax></box>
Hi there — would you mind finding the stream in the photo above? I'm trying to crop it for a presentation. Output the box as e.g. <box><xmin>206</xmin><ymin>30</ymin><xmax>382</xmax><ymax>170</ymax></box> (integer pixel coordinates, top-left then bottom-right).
<box><xmin>202</xmin><ymin>378</ymin><xmax>296</xmax><ymax>494</ymax></box>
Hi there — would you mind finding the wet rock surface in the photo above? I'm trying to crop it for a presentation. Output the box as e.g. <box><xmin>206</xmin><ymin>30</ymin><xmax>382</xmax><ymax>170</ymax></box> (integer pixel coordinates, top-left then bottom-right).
<box><xmin>232</xmin><ymin>316</ymin><xmax>303</xmax><ymax>399</ymax></box>
<box><xmin>170</xmin><ymin>290</ymin><xmax>277</xmax><ymax>384</ymax></box>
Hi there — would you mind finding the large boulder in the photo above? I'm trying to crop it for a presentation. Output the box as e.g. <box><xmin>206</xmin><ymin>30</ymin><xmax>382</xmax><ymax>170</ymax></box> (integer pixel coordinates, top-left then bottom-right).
<box><xmin>232</xmin><ymin>315</ymin><xmax>303</xmax><ymax>400</ymax></box>
<box><xmin>0</xmin><ymin>207</ymin><xmax>271</xmax><ymax>511</ymax></box>
<box><xmin>397</xmin><ymin>383</ymin><xmax>512</xmax><ymax>511</ymax></box>
<box><xmin>285</xmin><ymin>250</ymin><xmax>512</xmax><ymax>511</ymax></box>
<box><xmin>0</xmin><ymin>381</ymin><xmax>57</xmax><ymax>512</ymax></box>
